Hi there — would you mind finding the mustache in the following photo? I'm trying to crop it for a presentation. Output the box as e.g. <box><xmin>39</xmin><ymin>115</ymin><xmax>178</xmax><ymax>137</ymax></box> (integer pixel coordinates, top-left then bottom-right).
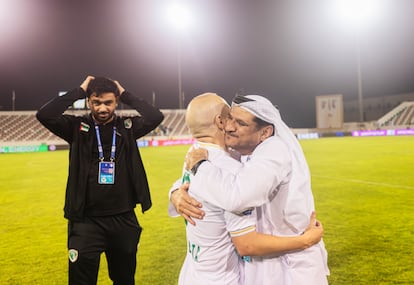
<box><xmin>225</xmin><ymin>132</ymin><xmax>237</xmax><ymax>137</ymax></box>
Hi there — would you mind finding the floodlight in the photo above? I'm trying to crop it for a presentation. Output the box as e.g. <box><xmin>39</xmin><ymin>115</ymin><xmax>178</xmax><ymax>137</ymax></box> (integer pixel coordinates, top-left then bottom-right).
<box><xmin>332</xmin><ymin>0</ymin><xmax>384</xmax><ymax>30</ymax></box>
<box><xmin>164</xmin><ymin>1</ymin><xmax>194</xmax><ymax>109</ymax></box>
<box><xmin>165</xmin><ymin>1</ymin><xmax>193</xmax><ymax>33</ymax></box>
<box><xmin>329</xmin><ymin>0</ymin><xmax>386</xmax><ymax>122</ymax></box>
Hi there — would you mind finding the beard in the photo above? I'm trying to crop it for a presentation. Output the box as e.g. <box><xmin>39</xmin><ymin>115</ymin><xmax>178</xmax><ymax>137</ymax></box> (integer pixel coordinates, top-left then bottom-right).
<box><xmin>93</xmin><ymin>111</ymin><xmax>114</xmax><ymax>124</ymax></box>
<box><xmin>224</xmin><ymin>133</ymin><xmax>238</xmax><ymax>148</ymax></box>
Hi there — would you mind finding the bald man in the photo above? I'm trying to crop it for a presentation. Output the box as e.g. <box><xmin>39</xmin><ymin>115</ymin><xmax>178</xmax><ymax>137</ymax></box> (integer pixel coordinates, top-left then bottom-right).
<box><xmin>169</xmin><ymin>93</ymin><xmax>323</xmax><ymax>285</ymax></box>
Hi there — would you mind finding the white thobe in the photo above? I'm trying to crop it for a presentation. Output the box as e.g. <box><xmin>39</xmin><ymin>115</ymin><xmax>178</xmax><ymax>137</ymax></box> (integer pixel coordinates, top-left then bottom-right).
<box><xmin>193</xmin><ymin>136</ymin><xmax>330</xmax><ymax>285</ymax></box>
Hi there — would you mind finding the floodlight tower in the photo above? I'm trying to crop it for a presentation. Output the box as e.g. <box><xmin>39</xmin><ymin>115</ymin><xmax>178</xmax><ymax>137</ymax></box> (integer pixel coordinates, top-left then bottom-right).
<box><xmin>165</xmin><ymin>1</ymin><xmax>193</xmax><ymax>109</ymax></box>
<box><xmin>332</xmin><ymin>0</ymin><xmax>384</xmax><ymax>122</ymax></box>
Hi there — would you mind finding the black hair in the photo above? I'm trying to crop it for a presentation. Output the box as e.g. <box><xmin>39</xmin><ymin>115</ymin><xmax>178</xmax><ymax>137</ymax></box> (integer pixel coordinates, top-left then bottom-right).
<box><xmin>232</xmin><ymin>94</ymin><xmax>255</xmax><ymax>104</ymax></box>
<box><xmin>86</xmin><ymin>77</ymin><xmax>119</xmax><ymax>98</ymax></box>
<box><xmin>253</xmin><ymin>116</ymin><xmax>273</xmax><ymax>132</ymax></box>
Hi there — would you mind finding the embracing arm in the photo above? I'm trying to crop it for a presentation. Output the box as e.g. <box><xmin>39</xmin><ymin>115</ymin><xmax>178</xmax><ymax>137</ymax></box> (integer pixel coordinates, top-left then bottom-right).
<box><xmin>191</xmin><ymin>138</ymin><xmax>292</xmax><ymax>213</ymax></box>
<box><xmin>168</xmin><ymin>178</ymin><xmax>205</xmax><ymax>225</ymax></box>
<box><xmin>232</xmin><ymin>212</ymin><xmax>323</xmax><ymax>257</ymax></box>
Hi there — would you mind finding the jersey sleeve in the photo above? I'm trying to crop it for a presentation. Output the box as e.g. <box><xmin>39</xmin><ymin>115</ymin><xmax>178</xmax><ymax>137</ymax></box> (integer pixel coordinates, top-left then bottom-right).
<box><xmin>225</xmin><ymin>209</ymin><xmax>256</xmax><ymax>238</ymax></box>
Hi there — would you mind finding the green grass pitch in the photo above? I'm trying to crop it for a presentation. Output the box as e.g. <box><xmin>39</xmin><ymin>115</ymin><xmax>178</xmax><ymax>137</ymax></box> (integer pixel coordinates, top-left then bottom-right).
<box><xmin>0</xmin><ymin>136</ymin><xmax>413</xmax><ymax>284</ymax></box>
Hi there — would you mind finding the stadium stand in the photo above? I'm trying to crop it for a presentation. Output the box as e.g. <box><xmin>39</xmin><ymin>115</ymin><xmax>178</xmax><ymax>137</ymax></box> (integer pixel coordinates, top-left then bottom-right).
<box><xmin>0</xmin><ymin>109</ymin><xmax>190</xmax><ymax>146</ymax></box>
<box><xmin>149</xmin><ymin>109</ymin><xmax>188</xmax><ymax>137</ymax></box>
<box><xmin>1</xmin><ymin>102</ymin><xmax>413</xmax><ymax>147</ymax></box>
<box><xmin>377</xmin><ymin>101</ymin><xmax>414</xmax><ymax>128</ymax></box>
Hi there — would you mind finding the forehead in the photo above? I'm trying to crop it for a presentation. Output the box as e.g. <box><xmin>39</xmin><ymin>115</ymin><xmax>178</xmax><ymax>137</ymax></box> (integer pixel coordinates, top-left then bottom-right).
<box><xmin>89</xmin><ymin>92</ymin><xmax>116</xmax><ymax>101</ymax></box>
<box><xmin>230</xmin><ymin>106</ymin><xmax>255</xmax><ymax>122</ymax></box>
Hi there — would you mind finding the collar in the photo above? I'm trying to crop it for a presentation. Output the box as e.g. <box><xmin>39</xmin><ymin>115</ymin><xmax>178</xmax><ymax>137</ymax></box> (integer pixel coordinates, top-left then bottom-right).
<box><xmin>195</xmin><ymin>141</ymin><xmax>224</xmax><ymax>150</ymax></box>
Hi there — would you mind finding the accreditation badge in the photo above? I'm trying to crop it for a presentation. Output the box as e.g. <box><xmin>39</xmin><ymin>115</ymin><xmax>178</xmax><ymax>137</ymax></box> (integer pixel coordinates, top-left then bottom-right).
<box><xmin>98</xmin><ymin>161</ymin><xmax>115</xmax><ymax>184</ymax></box>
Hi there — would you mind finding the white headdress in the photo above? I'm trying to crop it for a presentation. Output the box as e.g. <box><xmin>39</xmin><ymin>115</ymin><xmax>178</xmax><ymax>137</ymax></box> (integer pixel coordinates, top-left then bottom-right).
<box><xmin>231</xmin><ymin>95</ymin><xmax>307</xmax><ymax>168</ymax></box>
<box><xmin>232</xmin><ymin>95</ymin><xmax>315</xmax><ymax>232</ymax></box>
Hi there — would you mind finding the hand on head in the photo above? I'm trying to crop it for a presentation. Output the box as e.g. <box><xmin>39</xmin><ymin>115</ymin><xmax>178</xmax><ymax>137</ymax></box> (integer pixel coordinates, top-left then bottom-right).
<box><xmin>113</xmin><ymin>80</ymin><xmax>125</xmax><ymax>95</ymax></box>
<box><xmin>80</xmin><ymin>76</ymin><xmax>95</xmax><ymax>92</ymax></box>
<box><xmin>80</xmin><ymin>76</ymin><xmax>124</xmax><ymax>96</ymax></box>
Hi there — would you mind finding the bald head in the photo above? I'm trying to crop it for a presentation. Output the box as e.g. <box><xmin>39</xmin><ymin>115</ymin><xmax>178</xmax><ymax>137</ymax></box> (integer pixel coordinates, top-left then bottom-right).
<box><xmin>186</xmin><ymin>93</ymin><xmax>229</xmax><ymax>139</ymax></box>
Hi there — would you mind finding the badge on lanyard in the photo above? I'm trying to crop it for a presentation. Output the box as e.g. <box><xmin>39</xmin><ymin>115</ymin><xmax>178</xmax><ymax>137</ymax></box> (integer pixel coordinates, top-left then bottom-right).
<box><xmin>94</xmin><ymin>121</ymin><xmax>117</xmax><ymax>185</ymax></box>
<box><xmin>98</xmin><ymin>161</ymin><xmax>115</xmax><ymax>184</ymax></box>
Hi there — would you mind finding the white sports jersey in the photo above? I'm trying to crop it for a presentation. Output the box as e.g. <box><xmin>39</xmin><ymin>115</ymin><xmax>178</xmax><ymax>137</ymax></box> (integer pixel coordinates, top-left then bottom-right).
<box><xmin>194</xmin><ymin>136</ymin><xmax>330</xmax><ymax>285</ymax></box>
<box><xmin>171</xmin><ymin>142</ymin><xmax>256</xmax><ymax>285</ymax></box>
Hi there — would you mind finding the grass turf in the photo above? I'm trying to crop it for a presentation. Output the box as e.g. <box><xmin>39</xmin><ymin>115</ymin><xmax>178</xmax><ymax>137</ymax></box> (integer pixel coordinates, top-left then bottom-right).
<box><xmin>0</xmin><ymin>135</ymin><xmax>413</xmax><ymax>284</ymax></box>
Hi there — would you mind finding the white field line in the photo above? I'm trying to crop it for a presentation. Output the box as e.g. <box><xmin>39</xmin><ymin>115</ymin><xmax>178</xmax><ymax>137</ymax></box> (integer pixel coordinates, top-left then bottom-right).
<box><xmin>312</xmin><ymin>175</ymin><xmax>414</xmax><ymax>191</ymax></box>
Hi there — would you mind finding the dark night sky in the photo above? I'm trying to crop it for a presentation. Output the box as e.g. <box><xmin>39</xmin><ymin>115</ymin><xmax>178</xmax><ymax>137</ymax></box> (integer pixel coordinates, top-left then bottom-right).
<box><xmin>1</xmin><ymin>0</ymin><xmax>414</xmax><ymax>127</ymax></box>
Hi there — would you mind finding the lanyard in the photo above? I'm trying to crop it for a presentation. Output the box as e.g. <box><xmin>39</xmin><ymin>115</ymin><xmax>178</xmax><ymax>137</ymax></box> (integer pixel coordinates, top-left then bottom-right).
<box><xmin>94</xmin><ymin>122</ymin><xmax>117</xmax><ymax>162</ymax></box>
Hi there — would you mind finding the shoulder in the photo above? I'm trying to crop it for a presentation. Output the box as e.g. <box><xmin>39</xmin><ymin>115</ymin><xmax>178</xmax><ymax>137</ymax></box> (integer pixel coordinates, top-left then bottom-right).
<box><xmin>208</xmin><ymin>148</ymin><xmax>242</xmax><ymax>172</ymax></box>
<box><xmin>253</xmin><ymin>136</ymin><xmax>291</xmax><ymax>162</ymax></box>
<box><xmin>258</xmin><ymin>135</ymin><xmax>289</xmax><ymax>152</ymax></box>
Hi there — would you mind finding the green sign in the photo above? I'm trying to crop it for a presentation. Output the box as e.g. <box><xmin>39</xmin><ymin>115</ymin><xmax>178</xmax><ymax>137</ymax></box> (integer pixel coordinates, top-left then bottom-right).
<box><xmin>0</xmin><ymin>144</ymin><xmax>49</xmax><ymax>153</ymax></box>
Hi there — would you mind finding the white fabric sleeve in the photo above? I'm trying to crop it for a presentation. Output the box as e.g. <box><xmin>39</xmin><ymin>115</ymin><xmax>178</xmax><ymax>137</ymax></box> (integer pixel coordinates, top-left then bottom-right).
<box><xmin>192</xmin><ymin>137</ymin><xmax>292</xmax><ymax>213</ymax></box>
<box><xmin>225</xmin><ymin>209</ymin><xmax>257</xmax><ymax>238</ymax></box>
<box><xmin>167</xmin><ymin>178</ymin><xmax>182</xmax><ymax>217</ymax></box>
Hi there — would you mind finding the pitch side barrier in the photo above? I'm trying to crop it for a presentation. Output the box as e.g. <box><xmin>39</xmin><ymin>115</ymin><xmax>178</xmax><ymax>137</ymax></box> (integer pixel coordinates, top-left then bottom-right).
<box><xmin>289</xmin><ymin>128</ymin><xmax>414</xmax><ymax>140</ymax></box>
<box><xmin>0</xmin><ymin>138</ymin><xmax>196</xmax><ymax>154</ymax></box>
<box><xmin>1</xmin><ymin>128</ymin><xmax>413</xmax><ymax>153</ymax></box>
<box><xmin>351</xmin><ymin>128</ymin><xmax>414</xmax><ymax>137</ymax></box>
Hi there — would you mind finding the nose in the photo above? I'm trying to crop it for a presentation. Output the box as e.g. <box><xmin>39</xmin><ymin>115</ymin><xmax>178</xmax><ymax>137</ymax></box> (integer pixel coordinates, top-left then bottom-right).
<box><xmin>225</xmin><ymin>119</ymin><xmax>236</xmax><ymax>132</ymax></box>
<box><xmin>97</xmin><ymin>104</ymin><xmax>108</xmax><ymax>112</ymax></box>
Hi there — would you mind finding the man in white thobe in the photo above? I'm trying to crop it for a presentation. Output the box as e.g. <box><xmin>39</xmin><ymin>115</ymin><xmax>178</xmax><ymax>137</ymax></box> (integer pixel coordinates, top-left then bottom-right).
<box><xmin>174</xmin><ymin>95</ymin><xmax>330</xmax><ymax>285</ymax></box>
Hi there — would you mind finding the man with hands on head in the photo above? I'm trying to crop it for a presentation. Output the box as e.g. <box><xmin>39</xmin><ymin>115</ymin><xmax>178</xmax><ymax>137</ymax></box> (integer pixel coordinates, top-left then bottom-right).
<box><xmin>37</xmin><ymin>76</ymin><xmax>164</xmax><ymax>285</ymax></box>
<box><xmin>168</xmin><ymin>93</ymin><xmax>323</xmax><ymax>285</ymax></box>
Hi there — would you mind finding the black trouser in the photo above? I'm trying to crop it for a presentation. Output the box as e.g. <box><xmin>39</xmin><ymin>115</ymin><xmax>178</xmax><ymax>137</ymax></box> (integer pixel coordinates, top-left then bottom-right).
<box><xmin>68</xmin><ymin>211</ymin><xmax>142</xmax><ymax>285</ymax></box>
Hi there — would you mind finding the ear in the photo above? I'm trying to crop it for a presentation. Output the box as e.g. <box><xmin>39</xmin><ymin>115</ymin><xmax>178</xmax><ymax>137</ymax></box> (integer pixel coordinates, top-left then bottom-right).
<box><xmin>214</xmin><ymin>115</ymin><xmax>225</xmax><ymax>131</ymax></box>
<box><xmin>260</xmin><ymin>125</ymin><xmax>274</xmax><ymax>141</ymax></box>
<box><xmin>86</xmin><ymin>97</ymin><xmax>91</xmax><ymax>109</ymax></box>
